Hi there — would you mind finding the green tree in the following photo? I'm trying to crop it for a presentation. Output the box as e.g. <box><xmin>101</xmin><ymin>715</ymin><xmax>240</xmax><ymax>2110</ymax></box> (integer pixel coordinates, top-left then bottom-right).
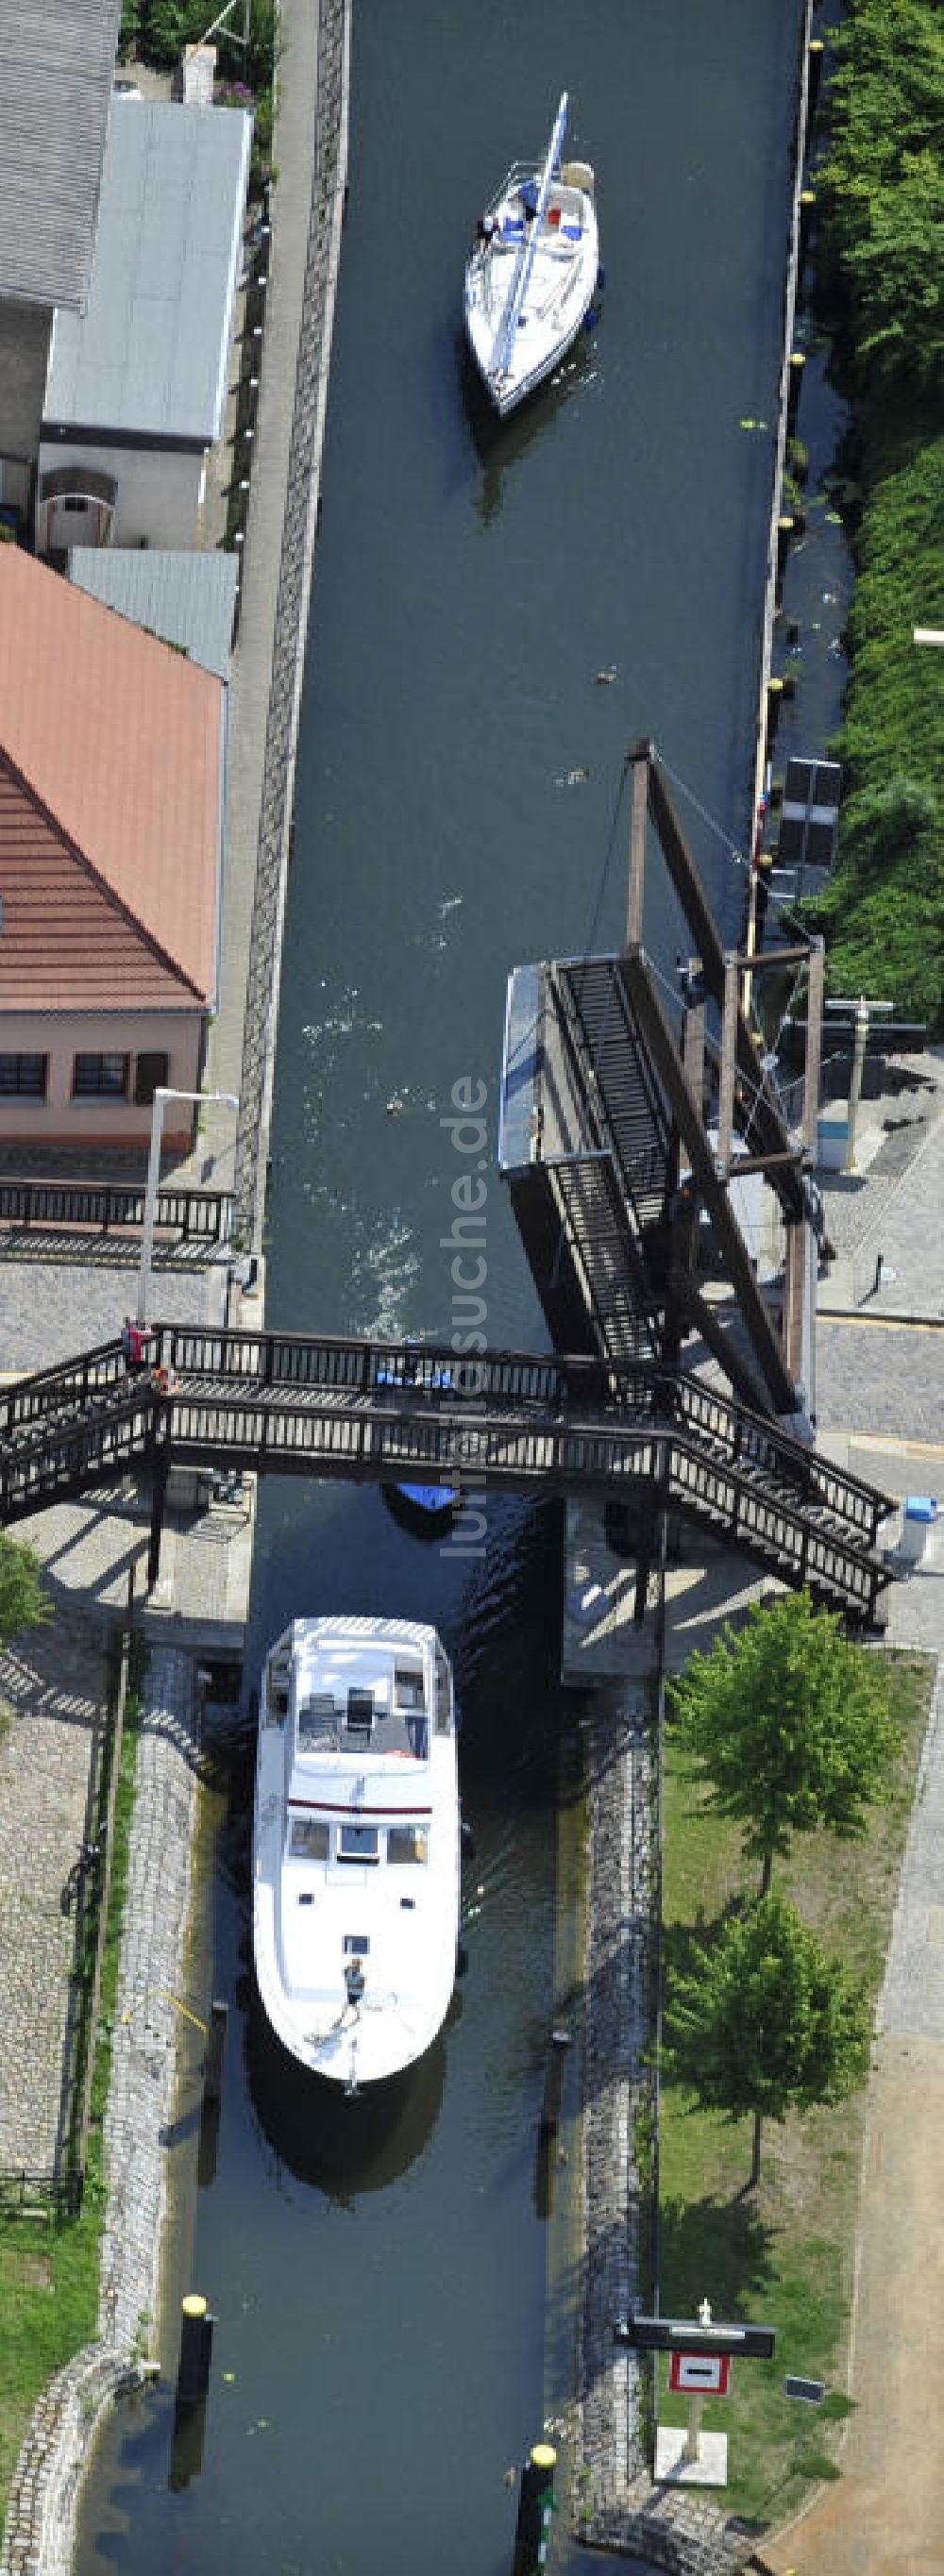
<box><xmin>668</xmin><ymin>1591</ymin><xmax>897</xmax><ymax>1895</ymax></box>
<box><xmin>0</xmin><ymin>1533</ymin><xmax>50</xmax><ymax>1647</ymax></box>
<box><xmin>667</xmin><ymin>1893</ymin><xmax>871</xmax><ymax>2189</ymax></box>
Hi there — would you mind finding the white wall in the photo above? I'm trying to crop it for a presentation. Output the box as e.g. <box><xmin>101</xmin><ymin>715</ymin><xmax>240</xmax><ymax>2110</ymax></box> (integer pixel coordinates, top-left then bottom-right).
<box><xmin>0</xmin><ymin>1010</ymin><xmax>204</xmax><ymax>1148</ymax></box>
<box><xmin>37</xmin><ymin>443</ymin><xmax>205</xmax><ymax>553</ymax></box>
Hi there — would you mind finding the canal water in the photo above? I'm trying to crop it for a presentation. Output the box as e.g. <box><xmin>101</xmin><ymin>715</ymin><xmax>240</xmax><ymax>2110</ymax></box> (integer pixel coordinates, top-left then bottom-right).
<box><xmin>77</xmin><ymin>4</ymin><xmax>803</xmax><ymax>2569</ymax></box>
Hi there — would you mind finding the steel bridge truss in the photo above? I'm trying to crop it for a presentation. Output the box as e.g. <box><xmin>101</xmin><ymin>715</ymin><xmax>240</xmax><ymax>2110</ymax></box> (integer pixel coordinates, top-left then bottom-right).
<box><xmin>498</xmin><ymin>743</ymin><xmax>826</xmax><ymax>1422</ymax></box>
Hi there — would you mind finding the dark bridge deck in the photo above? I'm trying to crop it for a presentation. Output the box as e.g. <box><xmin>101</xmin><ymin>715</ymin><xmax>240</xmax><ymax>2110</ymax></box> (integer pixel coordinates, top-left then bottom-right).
<box><xmin>0</xmin><ymin>1328</ymin><xmax>893</xmax><ymax>1626</ymax></box>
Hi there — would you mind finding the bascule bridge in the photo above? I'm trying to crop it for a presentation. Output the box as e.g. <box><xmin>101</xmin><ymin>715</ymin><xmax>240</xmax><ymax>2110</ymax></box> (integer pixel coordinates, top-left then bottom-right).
<box><xmin>0</xmin><ymin>745</ymin><xmax>892</xmax><ymax>1630</ymax></box>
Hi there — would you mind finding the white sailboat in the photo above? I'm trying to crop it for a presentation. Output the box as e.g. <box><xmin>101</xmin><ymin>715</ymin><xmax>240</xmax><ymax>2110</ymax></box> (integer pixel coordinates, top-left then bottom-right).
<box><xmin>253</xmin><ymin>1615</ymin><xmax>460</xmax><ymax>2089</ymax></box>
<box><xmin>464</xmin><ymin>92</ymin><xmax>599</xmax><ymax>415</ymax></box>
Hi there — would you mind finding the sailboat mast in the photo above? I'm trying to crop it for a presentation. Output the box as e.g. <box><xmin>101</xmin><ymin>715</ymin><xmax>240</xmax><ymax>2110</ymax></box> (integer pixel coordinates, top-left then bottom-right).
<box><xmin>495</xmin><ymin>92</ymin><xmax>568</xmax><ymax>384</ymax></box>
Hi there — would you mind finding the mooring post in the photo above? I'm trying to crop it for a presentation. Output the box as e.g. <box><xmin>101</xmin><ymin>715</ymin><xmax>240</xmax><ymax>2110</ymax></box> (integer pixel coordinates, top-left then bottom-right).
<box><xmin>786</xmin><ymin>348</ymin><xmax>805</xmax><ymax>429</ymax></box>
<box><xmin>775</xmin><ymin>514</ymin><xmax>794</xmax><ymax>604</ymax></box>
<box><xmin>764</xmin><ymin>675</ymin><xmax>784</xmax><ymax>763</ymax></box>
<box><xmin>753</xmin><ymin>851</ymin><xmax>773</xmax><ymax>954</ymax></box>
<box><xmin>539</xmin><ymin>2029</ymin><xmax>571</xmax><ymax>2139</ymax></box>
<box><xmin>177</xmin><ymin>2293</ymin><xmax>213</xmax><ymax>2408</ymax></box>
<box><xmin>806</xmin><ymin>37</ymin><xmax>825</xmax><ymax>121</ymax></box>
<box><xmin>146</xmin><ymin>1429</ymin><xmax>171</xmax><ymax>1593</ymax></box>
<box><xmin>203</xmin><ymin>2000</ymin><xmax>228</xmax><ymax>2108</ymax></box>
<box><xmin>512</xmin><ymin>2443</ymin><xmax>557</xmax><ymax>2576</ymax></box>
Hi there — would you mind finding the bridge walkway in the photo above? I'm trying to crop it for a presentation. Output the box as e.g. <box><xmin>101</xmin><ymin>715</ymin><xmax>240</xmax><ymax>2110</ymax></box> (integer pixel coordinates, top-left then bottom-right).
<box><xmin>0</xmin><ymin>1330</ymin><xmax>894</xmax><ymax>1626</ymax></box>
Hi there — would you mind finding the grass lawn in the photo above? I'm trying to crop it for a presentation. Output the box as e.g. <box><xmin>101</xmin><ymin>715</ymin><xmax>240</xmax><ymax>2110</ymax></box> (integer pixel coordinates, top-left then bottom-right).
<box><xmin>0</xmin><ymin>1641</ymin><xmax>144</xmax><ymax>2544</ymax></box>
<box><xmin>656</xmin><ymin>1647</ymin><xmax>934</xmax><ymax>2529</ymax></box>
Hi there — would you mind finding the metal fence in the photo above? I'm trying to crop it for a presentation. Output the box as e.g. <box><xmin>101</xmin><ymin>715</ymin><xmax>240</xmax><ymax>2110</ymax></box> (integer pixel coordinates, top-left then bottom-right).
<box><xmin>234</xmin><ymin>0</ymin><xmax>352</xmax><ymax>1256</ymax></box>
<box><xmin>0</xmin><ymin>1181</ymin><xmax>232</xmax><ymax>1242</ymax></box>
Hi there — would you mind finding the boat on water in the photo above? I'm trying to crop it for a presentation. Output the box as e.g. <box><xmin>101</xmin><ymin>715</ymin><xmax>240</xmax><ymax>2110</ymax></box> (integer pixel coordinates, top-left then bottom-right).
<box><xmin>464</xmin><ymin>92</ymin><xmax>598</xmax><ymax>416</ymax></box>
<box><xmin>382</xmin><ymin>1481</ymin><xmax>458</xmax><ymax>1536</ymax></box>
<box><xmin>377</xmin><ymin>1349</ymin><xmax>458</xmax><ymax>1534</ymax></box>
<box><xmin>253</xmin><ymin>1615</ymin><xmax>461</xmax><ymax>2090</ymax></box>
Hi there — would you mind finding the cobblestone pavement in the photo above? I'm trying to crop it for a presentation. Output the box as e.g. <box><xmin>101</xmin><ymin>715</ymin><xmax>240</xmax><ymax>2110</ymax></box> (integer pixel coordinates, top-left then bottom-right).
<box><xmin>0</xmin><ymin>1648</ymin><xmax>201</xmax><ymax>2576</ymax></box>
<box><xmin>818</xmin><ymin>1045</ymin><xmax>944</xmax><ymax>1312</ymax></box>
<box><xmin>0</xmin><ymin>1610</ymin><xmax>102</xmax><ymax>2173</ymax></box>
<box><xmin>816</xmin><ymin>1317</ymin><xmax>944</xmax><ymax>1445</ymax></box>
<box><xmin>0</xmin><ymin>1255</ymin><xmax>218</xmax><ymax>1379</ymax></box>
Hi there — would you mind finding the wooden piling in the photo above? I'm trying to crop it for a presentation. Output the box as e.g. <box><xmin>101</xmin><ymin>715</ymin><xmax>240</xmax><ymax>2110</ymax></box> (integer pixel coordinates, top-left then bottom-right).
<box><xmin>512</xmin><ymin>2444</ymin><xmax>557</xmax><ymax>2576</ymax></box>
<box><xmin>765</xmin><ymin>676</ymin><xmax>785</xmax><ymax>760</ymax></box>
<box><xmin>203</xmin><ymin>2000</ymin><xmax>228</xmax><ymax>2106</ymax></box>
<box><xmin>538</xmin><ymin>2029</ymin><xmax>571</xmax><ymax>2139</ymax></box>
<box><xmin>786</xmin><ymin>349</ymin><xmax>805</xmax><ymax>428</ymax></box>
<box><xmin>798</xmin><ymin>188</ymin><xmax>817</xmax><ymax>264</ymax></box>
<box><xmin>177</xmin><ymin>2294</ymin><xmax>213</xmax><ymax>2407</ymax></box>
<box><xmin>775</xmin><ymin>514</ymin><xmax>795</xmax><ymax>601</ymax></box>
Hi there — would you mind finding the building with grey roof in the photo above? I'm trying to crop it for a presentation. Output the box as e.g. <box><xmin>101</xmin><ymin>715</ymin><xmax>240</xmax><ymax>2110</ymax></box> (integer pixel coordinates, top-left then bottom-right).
<box><xmin>0</xmin><ymin>0</ymin><xmax>122</xmax><ymax>524</ymax></box>
<box><xmin>37</xmin><ymin>99</ymin><xmax>252</xmax><ymax>556</ymax></box>
<box><xmin>68</xmin><ymin>546</ymin><xmax>239</xmax><ymax>681</ymax></box>
<box><xmin>0</xmin><ymin>0</ymin><xmax>122</xmax><ymax>315</ymax></box>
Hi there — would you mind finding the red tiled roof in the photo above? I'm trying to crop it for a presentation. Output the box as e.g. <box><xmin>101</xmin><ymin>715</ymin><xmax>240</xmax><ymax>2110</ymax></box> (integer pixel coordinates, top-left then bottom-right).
<box><xmin>0</xmin><ymin>547</ymin><xmax>223</xmax><ymax>1012</ymax></box>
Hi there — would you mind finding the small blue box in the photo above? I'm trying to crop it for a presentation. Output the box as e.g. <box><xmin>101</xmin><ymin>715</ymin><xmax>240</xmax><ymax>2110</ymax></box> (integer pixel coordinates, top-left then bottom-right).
<box><xmin>905</xmin><ymin>1497</ymin><xmax>937</xmax><ymax>1524</ymax></box>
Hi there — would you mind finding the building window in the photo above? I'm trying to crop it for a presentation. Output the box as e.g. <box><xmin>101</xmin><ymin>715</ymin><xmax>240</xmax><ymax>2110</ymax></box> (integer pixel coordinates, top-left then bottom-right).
<box><xmin>134</xmin><ymin>1052</ymin><xmax>169</xmax><ymax>1106</ymax></box>
<box><xmin>0</xmin><ymin>1053</ymin><xmax>47</xmax><ymax>1098</ymax></box>
<box><xmin>73</xmin><ymin>1053</ymin><xmax>128</xmax><ymax>1099</ymax></box>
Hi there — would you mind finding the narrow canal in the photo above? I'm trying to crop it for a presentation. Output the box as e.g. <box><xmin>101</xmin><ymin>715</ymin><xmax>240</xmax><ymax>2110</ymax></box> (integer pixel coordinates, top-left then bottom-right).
<box><xmin>78</xmin><ymin>4</ymin><xmax>803</xmax><ymax>2569</ymax></box>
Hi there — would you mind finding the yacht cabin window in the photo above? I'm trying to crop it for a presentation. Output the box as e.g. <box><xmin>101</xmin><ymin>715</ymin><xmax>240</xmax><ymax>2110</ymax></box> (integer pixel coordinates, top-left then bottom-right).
<box><xmin>387</xmin><ymin>1826</ymin><xmax>429</xmax><ymax>1865</ymax></box>
<box><xmin>338</xmin><ymin>1824</ymin><xmax>379</xmax><ymax>1864</ymax></box>
<box><xmin>288</xmin><ymin>1816</ymin><xmax>329</xmax><ymax>1861</ymax></box>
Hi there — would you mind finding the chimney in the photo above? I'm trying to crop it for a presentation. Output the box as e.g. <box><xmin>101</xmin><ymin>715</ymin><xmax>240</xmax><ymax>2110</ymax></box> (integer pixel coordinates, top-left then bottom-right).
<box><xmin>176</xmin><ymin>42</ymin><xmax>217</xmax><ymax>107</ymax></box>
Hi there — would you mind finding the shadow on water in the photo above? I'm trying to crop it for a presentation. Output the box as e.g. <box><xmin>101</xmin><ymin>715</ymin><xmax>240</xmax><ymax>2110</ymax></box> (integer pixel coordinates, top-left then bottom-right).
<box><xmin>458</xmin><ymin>326</ymin><xmax>601</xmax><ymax>528</ymax></box>
<box><xmin>244</xmin><ymin>1995</ymin><xmax>451</xmax><ymax>2209</ymax></box>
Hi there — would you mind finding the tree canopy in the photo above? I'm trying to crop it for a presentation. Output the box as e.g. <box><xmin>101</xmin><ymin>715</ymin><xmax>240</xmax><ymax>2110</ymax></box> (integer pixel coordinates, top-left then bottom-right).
<box><xmin>0</xmin><ymin>1534</ymin><xmax>50</xmax><ymax>1648</ymax></box>
<box><xmin>800</xmin><ymin>0</ymin><xmax>944</xmax><ymax>1030</ymax></box>
<box><xmin>667</xmin><ymin>1892</ymin><xmax>871</xmax><ymax>2188</ymax></box>
<box><xmin>668</xmin><ymin>1590</ymin><xmax>898</xmax><ymax>1892</ymax></box>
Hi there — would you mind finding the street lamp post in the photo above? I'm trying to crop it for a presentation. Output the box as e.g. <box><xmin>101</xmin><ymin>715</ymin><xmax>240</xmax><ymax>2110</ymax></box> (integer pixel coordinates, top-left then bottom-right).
<box><xmin>136</xmin><ymin>1088</ymin><xmax>240</xmax><ymax>1328</ymax></box>
<box><xmin>824</xmin><ymin>998</ymin><xmax>893</xmax><ymax>1176</ymax></box>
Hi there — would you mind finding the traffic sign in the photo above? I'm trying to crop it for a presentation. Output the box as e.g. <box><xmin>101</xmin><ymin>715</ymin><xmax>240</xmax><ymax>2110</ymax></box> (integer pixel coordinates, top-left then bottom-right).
<box><xmin>668</xmin><ymin>2350</ymin><xmax>731</xmax><ymax>2397</ymax></box>
<box><xmin>619</xmin><ymin>2314</ymin><xmax>776</xmax><ymax>2361</ymax></box>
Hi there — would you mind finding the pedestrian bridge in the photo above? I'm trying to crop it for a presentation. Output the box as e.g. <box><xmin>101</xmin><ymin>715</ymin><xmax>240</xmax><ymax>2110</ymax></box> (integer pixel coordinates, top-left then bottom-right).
<box><xmin>0</xmin><ymin>1325</ymin><xmax>893</xmax><ymax>1626</ymax></box>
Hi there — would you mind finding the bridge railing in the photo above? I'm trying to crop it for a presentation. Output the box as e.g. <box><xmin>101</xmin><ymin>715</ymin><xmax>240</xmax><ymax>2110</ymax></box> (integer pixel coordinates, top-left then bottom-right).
<box><xmin>153</xmin><ymin>1326</ymin><xmax>888</xmax><ymax>1540</ymax></box>
<box><xmin>0</xmin><ymin>1324</ymin><xmax>891</xmax><ymax>1563</ymax></box>
<box><xmin>157</xmin><ymin>1325</ymin><xmax>655</xmax><ymax>1412</ymax></box>
<box><xmin>0</xmin><ymin>1181</ymin><xmax>232</xmax><ymax>1242</ymax></box>
<box><xmin>0</xmin><ymin>1363</ymin><xmax>889</xmax><ymax>1623</ymax></box>
<box><xmin>0</xmin><ymin>1341</ymin><xmax>126</xmax><ymax>1436</ymax></box>
<box><xmin>666</xmin><ymin>1366</ymin><xmax>887</xmax><ymax>1542</ymax></box>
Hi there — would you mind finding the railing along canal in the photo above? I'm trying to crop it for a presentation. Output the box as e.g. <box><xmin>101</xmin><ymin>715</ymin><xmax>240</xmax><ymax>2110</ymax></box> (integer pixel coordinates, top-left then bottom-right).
<box><xmin>0</xmin><ymin>1181</ymin><xmax>232</xmax><ymax>1241</ymax></box>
